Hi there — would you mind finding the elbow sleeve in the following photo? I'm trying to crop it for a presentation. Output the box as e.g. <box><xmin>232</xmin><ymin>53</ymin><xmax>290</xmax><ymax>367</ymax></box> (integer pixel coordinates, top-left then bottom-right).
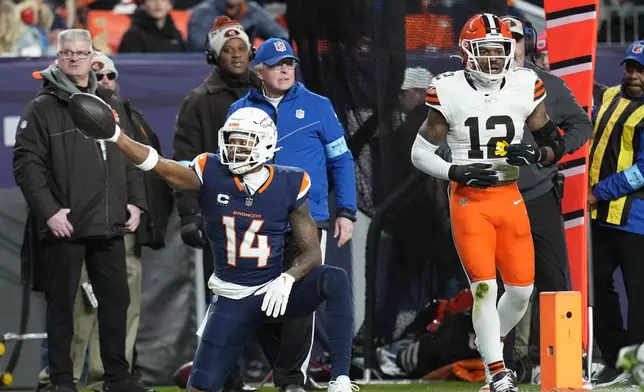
<box><xmin>411</xmin><ymin>134</ymin><xmax>452</xmax><ymax>181</ymax></box>
<box><xmin>533</xmin><ymin>119</ymin><xmax>558</xmax><ymax>143</ymax></box>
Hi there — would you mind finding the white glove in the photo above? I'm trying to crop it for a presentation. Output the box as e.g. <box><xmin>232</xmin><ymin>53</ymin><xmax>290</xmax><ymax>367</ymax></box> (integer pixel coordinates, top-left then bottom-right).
<box><xmin>254</xmin><ymin>273</ymin><xmax>295</xmax><ymax>318</ymax></box>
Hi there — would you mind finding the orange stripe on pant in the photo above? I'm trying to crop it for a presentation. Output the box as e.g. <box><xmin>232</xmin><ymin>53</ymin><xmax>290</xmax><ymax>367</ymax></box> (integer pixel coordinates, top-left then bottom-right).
<box><xmin>449</xmin><ymin>182</ymin><xmax>535</xmax><ymax>286</ymax></box>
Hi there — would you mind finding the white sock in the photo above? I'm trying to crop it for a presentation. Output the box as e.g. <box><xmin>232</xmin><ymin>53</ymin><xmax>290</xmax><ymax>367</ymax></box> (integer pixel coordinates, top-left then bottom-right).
<box><xmin>471</xmin><ymin>280</ymin><xmax>504</xmax><ymax>369</ymax></box>
<box><xmin>498</xmin><ymin>284</ymin><xmax>534</xmax><ymax>337</ymax></box>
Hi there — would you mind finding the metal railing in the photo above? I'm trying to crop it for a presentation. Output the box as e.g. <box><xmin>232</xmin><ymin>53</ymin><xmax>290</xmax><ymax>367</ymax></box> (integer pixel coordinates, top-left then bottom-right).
<box><xmin>599</xmin><ymin>3</ymin><xmax>644</xmax><ymax>45</ymax></box>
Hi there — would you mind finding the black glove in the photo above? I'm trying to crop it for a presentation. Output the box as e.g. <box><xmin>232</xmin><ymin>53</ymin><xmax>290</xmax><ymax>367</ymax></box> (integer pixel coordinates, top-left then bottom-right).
<box><xmin>180</xmin><ymin>213</ymin><xmax>207</xmax><ymax>248</ymax></box>
<box><xmin>448</xmin><ymin>163</ymin><xmax>499</xmax><ymax>189</ymax></box>
<box><xmin>506</xmin><ymin>142</ymin><xmax>541</xmax><ymax>166</ymax></box>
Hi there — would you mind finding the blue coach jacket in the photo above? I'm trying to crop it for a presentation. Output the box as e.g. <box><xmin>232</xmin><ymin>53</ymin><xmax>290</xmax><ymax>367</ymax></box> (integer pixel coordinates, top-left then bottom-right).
<box><xmin>228</xmin><ymin>82</ymin><xmax>357</xmax><ymax>224</ymax></box>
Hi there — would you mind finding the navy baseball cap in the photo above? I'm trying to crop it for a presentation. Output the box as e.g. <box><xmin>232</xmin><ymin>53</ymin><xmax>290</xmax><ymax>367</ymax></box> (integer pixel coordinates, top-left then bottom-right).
<box><xmin>621</xmin><ymin>40</ymin><xmax>644</xmax><ymax>65</ymax></box>
<box><xmin>255</xmin><ymin>38</ymin><xmax>299</xmax><ymax>66</ymax></box>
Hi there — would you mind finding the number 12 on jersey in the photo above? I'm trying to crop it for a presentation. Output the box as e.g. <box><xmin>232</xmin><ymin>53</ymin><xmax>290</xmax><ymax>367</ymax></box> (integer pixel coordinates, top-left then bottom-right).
<box><xmin>465</xmin><ymin>115</ymin><xmax>515</xmax><ymax>159</ymax></box>
<box><xmin>222</xmin><ymin>216</ymin><xmax>271</xmax><ymax>268</ymax></box>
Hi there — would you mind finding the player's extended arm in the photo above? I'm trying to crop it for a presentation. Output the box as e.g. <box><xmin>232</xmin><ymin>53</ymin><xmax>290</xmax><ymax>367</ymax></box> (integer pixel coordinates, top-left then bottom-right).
<box><xmin>69</xmin><ymin>93</ymin><xmax>201</xmax><ymax>191</ymax></box>
<box><xmin>411</xmin><ymin>108</ymin><xmax>498</xmax><ymax>188</ymax></box>
<box><xmin>114</xmin><ymin>131</ymin><xmax>201</xmax><ymax>191</ymax></box>
<box><xmin>286</xmin><ymin>200</ymin><xmax>322</xmax><ymax>281</ymax></box>
<box><xmin>525</xmin><ymin>101</ymin><xmax>566</xmax><ymax>166</ymax></box>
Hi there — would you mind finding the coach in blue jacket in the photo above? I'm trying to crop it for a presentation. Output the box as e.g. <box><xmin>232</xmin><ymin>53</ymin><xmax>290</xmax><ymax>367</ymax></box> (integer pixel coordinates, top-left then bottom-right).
<box><xmin>228</xmin><ymin>38</ymin><xmax>357</xmax><ymax>391</ymax></box>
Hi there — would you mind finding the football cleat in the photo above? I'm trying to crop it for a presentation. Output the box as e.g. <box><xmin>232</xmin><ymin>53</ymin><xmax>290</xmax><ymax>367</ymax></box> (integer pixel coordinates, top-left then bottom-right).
<box><xmin>490</xmin><ymin>370</ymin><xmax>518</xmax><ymax>392</ymax></box>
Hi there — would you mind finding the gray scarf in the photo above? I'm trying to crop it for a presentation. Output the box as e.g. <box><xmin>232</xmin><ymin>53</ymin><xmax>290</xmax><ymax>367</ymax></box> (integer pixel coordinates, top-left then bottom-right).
<box><xmin>40</xmin><ymin>65</ymin><xmax>98</xmax><ymax>95</ymax></box>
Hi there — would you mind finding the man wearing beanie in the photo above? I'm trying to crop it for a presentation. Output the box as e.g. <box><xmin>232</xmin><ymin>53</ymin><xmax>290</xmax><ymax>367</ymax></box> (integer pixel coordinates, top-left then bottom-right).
<box><xmin>172</xmin><ymin>16</ymin><xmax>261</xmax><ymax>392</ymax></box>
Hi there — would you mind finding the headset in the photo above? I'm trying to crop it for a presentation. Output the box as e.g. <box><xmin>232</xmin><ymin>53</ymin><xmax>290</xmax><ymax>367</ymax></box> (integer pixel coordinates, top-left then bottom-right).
<box><xmin>502</xmin><ymin>15</ymin><xmax>538</xmax><ymax>57</ymax></box>
<box><xmin>205</xmin><ymin>33</ymin><xmax>256</xmax><ymax>66</ymax></box>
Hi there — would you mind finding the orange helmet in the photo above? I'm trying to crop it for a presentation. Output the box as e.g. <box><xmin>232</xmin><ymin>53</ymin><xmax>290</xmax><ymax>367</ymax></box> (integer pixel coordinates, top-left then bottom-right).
<box><xmin>459</xmin><ymin>13</ymin><xmax>515</xmax><ymax>84</ymax></box>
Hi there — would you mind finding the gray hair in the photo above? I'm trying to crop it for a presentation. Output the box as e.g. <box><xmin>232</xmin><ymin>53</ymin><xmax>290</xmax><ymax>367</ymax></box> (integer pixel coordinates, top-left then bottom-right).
<box><xmin>254</xmin><ymin>63</ymin><xmax>267</xmax><ymax>73</ymax></box>
<box><xmin>57</xmin><ymin>29</ymin><xmax>93</xmax><ymax>52</ymax></box>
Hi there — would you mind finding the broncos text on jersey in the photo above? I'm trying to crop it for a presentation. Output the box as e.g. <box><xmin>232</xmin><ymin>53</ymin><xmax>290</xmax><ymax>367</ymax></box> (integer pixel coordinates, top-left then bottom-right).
<box><xmin>425</xmin><ymin>68</ymin><xmax>547</xmax><ymax>181</ymax></box>
<box><xmin>190</xmin><ymin>153</ymin><xmax>311</xmax><ymax>297</ymax></box>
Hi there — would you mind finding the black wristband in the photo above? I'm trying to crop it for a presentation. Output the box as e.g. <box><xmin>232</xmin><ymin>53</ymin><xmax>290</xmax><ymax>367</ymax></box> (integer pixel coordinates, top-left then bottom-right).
<box><xmin>538</xmin><ymin>146</ymin><xmax>549</xmax><ymax>163</ymax></box>
<box><xmin>336</xmin><ymin>208</ymin><xmax>357</xmax><ymax>222</ymax></box>
<box><xmin>538</xmin><ymin>137</ymin><xmax>566</xmax><ymax>166</ymax></box>
<box><xmin>534</xmin><ymin>119</ymin><xmax>558</xmax><ymax>141</ymax></box>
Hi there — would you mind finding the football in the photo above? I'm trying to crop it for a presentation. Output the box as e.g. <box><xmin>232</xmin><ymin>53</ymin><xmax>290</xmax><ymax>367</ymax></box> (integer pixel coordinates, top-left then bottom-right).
<box><xmin>172</xmin><ymin>361</ymin><xmax>193</xmax><ymax>388</ymax></box>
<box><xmin>68</xmin><ymin>92</ymin><xmax>116</xmax><ymax>139</ymax></box>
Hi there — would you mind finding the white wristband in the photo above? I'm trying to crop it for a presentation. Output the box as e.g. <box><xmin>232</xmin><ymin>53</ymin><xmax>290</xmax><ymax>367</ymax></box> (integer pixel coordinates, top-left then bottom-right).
<box><xmin>135</xmin><ymin>146</ymin><xmax>159</xmax><ymax>171</ymax></box>
<box><xmin>106</xmin><ymin>124</ymin><xmax>121</xmax><ymax>143</ymax></box>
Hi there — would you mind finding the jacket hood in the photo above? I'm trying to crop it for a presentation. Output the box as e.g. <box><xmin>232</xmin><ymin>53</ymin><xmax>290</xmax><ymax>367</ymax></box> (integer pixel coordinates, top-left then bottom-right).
<box><xmin>38</xmin><ymin>65</ymin><xmax>98</xmax><ymax>98</ymax></box>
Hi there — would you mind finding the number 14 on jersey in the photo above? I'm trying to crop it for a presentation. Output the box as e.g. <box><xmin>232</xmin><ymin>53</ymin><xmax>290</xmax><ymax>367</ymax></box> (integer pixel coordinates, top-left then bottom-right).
<box><xmin>222</xmin><ymin>216</ymin><xmax>272</xmax><ymax>268</ymax></box>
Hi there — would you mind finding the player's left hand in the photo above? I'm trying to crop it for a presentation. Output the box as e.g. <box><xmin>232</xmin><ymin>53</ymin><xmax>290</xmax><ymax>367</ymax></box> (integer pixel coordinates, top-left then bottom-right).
<box><xmin>505</xmin><ymin>142</ymin><xmax>541</xmax><ymax>166</ymax></box>
<box><xmin>334</xmin><ymin>217</ymin><xmax>353</xmax><ymax>247</ymax></box>
<box><xmin>254</xmin><ymin>273</ymin><xmax>295</xmax><ymax>318</ymax></box>
<box><xmin>126</xmin><ymin>204</ymin><xmax>141</xmax><ymax>232</ymax></box>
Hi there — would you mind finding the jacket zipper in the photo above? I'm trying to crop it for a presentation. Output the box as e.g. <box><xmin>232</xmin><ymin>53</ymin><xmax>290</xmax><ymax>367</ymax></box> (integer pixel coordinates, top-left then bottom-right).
<box><xmin>104</xmin><ymin>147</ymin><xmax>109</xmax><ymax>236</ymax></box>
<box><xmin>94</xmin><ymin>142</ymin><xmax>109</xmax><ymax>235</ymax></box>
<box><xmin>271</xmin><ymin>102</ymin><xmax>281</xmax><ymax>164</ymax></box>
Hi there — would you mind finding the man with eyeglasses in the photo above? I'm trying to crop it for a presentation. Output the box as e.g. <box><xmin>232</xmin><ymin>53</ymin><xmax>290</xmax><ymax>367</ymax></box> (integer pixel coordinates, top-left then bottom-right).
<box><xmin>34</xmin><ymin>52</ymin><xmax>174</xmax><ymax>392</ymax></box>
<box><xmin>13</xmin><ymin>29</ymin><xmax>151</xmax><ymax>392</ymax></box>
<box><xmin>228</xmin><ymin>38</ymin><xmax>357</xmax><ymax>392</ymax></box>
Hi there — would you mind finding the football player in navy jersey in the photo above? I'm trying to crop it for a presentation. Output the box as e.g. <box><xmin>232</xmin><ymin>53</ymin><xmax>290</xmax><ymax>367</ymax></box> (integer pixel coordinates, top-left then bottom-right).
<box><xmin>73</xmin><ymin>104</ymin><xmax>358</xmax><ymax>392</ymax></box>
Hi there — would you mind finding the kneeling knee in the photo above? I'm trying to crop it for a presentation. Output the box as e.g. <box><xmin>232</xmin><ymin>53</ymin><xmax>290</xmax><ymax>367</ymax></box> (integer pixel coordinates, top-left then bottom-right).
<box><xmin>319</xmin><ymin>265</ymin><xmax>349</xmax><ymax>296</ymax></box>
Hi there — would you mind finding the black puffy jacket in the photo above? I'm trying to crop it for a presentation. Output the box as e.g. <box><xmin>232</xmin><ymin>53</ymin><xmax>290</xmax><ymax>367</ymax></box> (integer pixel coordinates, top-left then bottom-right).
<box><xmin>13</xmin><ymin>67</ymin><xmax>146</xmax><ymax>240</ymax></box>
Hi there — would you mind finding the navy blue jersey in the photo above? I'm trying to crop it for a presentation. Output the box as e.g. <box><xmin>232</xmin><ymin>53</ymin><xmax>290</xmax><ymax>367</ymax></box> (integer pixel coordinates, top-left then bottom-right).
<box><xmin>192</xmin><ymin>153</ymin><xmax>311</xmax><ymax>286</ymax></box>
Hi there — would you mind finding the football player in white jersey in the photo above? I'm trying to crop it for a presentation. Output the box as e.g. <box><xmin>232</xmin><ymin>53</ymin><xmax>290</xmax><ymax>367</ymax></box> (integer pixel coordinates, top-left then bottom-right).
<box><xmin>410</xmin><ymin>13</ymin><xmax>566</xmax><ymax>392</ymax></box>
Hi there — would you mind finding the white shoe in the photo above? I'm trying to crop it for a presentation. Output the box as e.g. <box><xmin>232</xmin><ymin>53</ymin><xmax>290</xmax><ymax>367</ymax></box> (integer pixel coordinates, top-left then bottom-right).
<box><xmin>531</xmin><ymin>365</ymin><xmax>541</xmax><ymax>385</ymax></box>
<box><xmin>327</xmin><ymin>376</ymin><xmax>359</xmax><ymax>392</ymax></box>
<box><xmin>490</xmin><ymin>370</ymin><xmax>519</xmax><ymax>392</ymax></box>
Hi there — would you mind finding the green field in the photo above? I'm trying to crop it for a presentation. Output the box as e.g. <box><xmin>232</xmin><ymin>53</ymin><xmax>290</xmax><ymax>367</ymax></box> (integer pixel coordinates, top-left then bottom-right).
<box><xmin>144</xmin><ymin>383</ymin><xmax>640</xmax><ymax>392</ymax></box>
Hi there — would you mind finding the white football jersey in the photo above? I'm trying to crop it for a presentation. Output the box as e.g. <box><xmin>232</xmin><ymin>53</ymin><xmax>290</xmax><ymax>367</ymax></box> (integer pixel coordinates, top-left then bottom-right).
<box><xmin>426</xmin><ymin>68</ymin><xmax>546</xmax><ymax>181</ymax></box>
